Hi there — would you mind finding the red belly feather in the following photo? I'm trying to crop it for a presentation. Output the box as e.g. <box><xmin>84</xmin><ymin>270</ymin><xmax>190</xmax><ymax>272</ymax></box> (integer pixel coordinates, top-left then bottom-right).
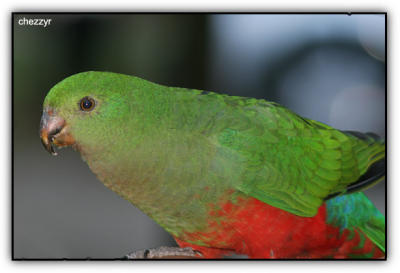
<box><xmin>174</xmin><ymin>196</ymin><xmax>383</xmax><ymax>259</ymax></box>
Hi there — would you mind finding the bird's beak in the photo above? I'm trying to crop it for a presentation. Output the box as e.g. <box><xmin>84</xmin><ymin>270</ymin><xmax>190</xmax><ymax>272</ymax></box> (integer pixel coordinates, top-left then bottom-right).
<box><xmin>40</xmin><ymin>109</ymin><xmax>74</xmax><ymax>156</ymax></box>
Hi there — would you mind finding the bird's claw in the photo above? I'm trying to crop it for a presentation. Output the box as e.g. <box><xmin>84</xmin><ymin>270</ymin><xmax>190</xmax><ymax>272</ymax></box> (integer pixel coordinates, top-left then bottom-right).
<box><xmin>125</xmin><ymin>246</ymin><xmax>203</xmax><ymax>259</ymax></box>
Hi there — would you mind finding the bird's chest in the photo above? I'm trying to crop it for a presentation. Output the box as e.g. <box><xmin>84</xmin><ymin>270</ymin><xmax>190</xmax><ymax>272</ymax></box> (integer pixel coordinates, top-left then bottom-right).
<box><xmin>85</xmin><ymin>152</ymin><xmax>217</xmax><ymax>235</ymax></box>
<box><xmin>81</xmin><ymin>134</ymin><xmax>240</xmax><ymax>237</ymax></box>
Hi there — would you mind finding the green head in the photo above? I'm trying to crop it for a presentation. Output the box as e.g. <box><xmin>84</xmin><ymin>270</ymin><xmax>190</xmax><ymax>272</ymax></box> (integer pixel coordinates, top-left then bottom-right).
<box><xmin>39</xmin><ymin>71</ymin><xmax>155</xmax><ymax>157</ymax></box>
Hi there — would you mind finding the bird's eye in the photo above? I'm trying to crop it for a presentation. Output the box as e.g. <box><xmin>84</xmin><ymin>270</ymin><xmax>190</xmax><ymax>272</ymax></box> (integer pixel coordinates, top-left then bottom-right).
<box><xmin>79</xmin><ymin>97</ymin><xmax>95</xmax><ymax>112</ymax></box>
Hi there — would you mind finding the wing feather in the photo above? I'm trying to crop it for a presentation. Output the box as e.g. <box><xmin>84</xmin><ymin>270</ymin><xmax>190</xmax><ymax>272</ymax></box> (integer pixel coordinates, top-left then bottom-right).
<box><xmin>213</xmin><ymin>99</ymin><xmax>385</xmax><ymax>217</ymax></box>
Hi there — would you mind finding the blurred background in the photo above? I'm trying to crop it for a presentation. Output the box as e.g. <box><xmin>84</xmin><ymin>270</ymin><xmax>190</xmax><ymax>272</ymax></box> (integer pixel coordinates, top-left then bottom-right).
<box><xmin>13</xmin><ymin>14</ymin><xmax>386</xmax><ymax>259</ymax></box>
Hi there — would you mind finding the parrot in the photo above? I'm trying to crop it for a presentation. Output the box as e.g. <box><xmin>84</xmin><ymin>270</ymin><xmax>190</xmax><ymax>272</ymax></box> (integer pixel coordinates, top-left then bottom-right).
<box><xmin>39</xmin><ymin>71</ymin><xmax>385</xmax><ymax>259</ymax></box>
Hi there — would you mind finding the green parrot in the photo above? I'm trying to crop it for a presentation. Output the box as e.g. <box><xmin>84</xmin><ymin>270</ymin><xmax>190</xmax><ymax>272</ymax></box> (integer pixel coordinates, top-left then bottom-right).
<box><xmin>40</xmin><ymin>71</ymin><xmax>385</xmax><ymax>259</ymax></box>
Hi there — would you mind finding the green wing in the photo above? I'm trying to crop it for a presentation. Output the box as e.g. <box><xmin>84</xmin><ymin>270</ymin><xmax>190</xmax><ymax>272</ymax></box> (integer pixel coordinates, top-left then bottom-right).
<box><xmin>212</xmin><ymin>96</ymin><xmax>385</xmax><ymax>217</ymax></box>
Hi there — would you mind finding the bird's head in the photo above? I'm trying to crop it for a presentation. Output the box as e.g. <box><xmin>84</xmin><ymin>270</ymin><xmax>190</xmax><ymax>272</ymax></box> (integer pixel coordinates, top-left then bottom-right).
<box><xmin>40</xmin><ymin>71</ymin><xmax>136</xmax><ymax>156</ymax></box>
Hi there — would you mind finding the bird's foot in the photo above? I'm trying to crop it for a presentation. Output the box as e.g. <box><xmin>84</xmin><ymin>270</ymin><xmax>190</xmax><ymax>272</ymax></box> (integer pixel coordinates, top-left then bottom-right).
<box><xmin>125</xmin><ymin>246</ymin><xmax>203</xmax><ymax>259</ymax></box>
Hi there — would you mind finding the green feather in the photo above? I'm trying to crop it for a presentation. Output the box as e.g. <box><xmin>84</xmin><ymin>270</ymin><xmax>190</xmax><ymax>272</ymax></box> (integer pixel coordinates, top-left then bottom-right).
<box><xmin>43</xmin><ymin>71</ymin><xmax>385</xmax><ymax>243</ymax></box>
<box><xmin>326</xmin><ymin>192</ymin><xmax>385</xmax><ymax>253</ymax></box>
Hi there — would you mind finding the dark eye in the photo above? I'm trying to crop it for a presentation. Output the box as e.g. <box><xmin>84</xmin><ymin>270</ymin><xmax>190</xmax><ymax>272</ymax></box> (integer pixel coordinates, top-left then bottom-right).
<box><xmin>79</xmin><ymin>97</ymin><xmax>95</xmax><ymax>111</ymax></box>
